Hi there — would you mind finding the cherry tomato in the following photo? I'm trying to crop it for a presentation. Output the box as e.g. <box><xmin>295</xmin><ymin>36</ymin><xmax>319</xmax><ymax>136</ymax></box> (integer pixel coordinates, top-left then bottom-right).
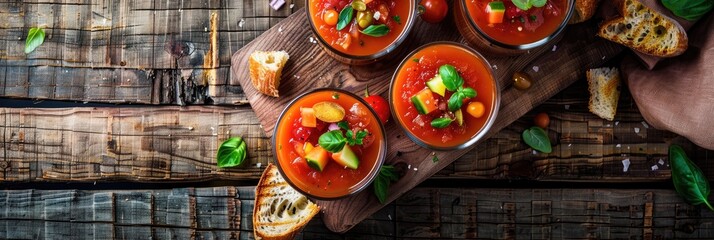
<box><xmin>364</xmin><ymin>91</ymin><xmax>391</xmax><ymax>124</ymax></box>
<box><xmin>466</xmin><ymin>102</ymin><xmax>485</xmax><ymax>118</ymax></box>
<box><xmin>534</xmin><ymin>112</ymin><xmax>550</xmax><ymax>129</ymax></box>
<box><xmin>323</xmin><ymin>9</ymin><xmax>339</xmax><ymax>26</ymax></box>
<box><xmin>419</xmin><ymin>0</ymin><xmax>448</xmax><ymax>24</ymax></box>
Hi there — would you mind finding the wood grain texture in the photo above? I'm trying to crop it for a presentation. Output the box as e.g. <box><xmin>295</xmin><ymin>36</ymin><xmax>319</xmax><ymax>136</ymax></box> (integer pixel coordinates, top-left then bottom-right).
<box><xmin>0</xmin><ymin>0</ymin><xmax>304</xmax><ymax>105</ymax></box>
<box><xmin>1</xmin><ymin>81</ymin><xmax>710</xmax><ymax>183</ymax></box>
<box><xmin>1</xmin><ymin>186</ymin><xmax>713</xmax><ymax>239</ymax></box>
<box><xmin>230</xmin><ymin>6</ymin><xmax>626</xmax><ymax>232</ymax></box>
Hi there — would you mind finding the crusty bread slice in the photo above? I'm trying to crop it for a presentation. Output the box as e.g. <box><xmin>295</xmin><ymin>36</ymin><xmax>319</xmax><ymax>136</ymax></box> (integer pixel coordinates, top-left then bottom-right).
<box><xmin>249</xmin><ymin>51</ymin><xmax>289</xmax><ymax>97</ymax></box>
<box><xmin>569</xmin><ymin>0</ymin><xmax>600</xmax><ymax>24</ymax></box>
<box><xmin>587</xmin><ymin>67</ymin><xmax>621</xmax><ymax>121</ymax></box>
<box><xmin>597</xmin><ymin>0</ymin><xmax>687</xmax><ymax>57</ymax></box>
<box><xmin>253</xmin><ymin>163</ymin><xmax>319</xmax><ymax>240</ymax></box>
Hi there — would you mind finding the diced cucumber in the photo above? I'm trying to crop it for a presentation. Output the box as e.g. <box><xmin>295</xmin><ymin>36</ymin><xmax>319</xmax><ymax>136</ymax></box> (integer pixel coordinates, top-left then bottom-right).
<box><xmin>411</xmin><ymin>88</ymin><xmax>438</xmax><ymax>115</ymax></box>
<box><xmin>426</xmin><ymin>75</ymin><xmax>447</xmax><ymax>97</ymax></box>
<box><xmin>455</xmin><ymin>109</ymin><xmax>464</xmax><ymax>126</ymax></box>
<box><xmin>305</xmin><ymin>146</ymin><xmax>329</xmax><ymax>171</ymax></box>
<box><xmin>331</xmin><ymin>145</ymin><xmax>359</xmax><ymax>169</ymax></box>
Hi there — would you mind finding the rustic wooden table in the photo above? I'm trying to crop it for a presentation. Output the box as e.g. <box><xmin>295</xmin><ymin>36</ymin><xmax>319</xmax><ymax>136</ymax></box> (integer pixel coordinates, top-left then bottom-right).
<box><xmin>1</xmin><ymin>0</ymin><xmax>713</xmax><ymax>239</ymax></box>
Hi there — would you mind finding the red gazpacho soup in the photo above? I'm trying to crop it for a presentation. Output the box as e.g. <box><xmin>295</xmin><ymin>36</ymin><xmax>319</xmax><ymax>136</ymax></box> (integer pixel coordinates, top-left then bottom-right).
<box><xmin>308</xmin><ymin>0</ymin><xmax>412</xmax><ymax>56</ymax></box>
<box><xmin>391</xmin><ymin>43</ymin><xmax>497</xmax><ymax>149</ymax></box>
<box><xmin>466</xmin><ymin>0</ymin><xmax>569</xmax><ymax>45</ymax></box>
<box><xmin>274</xmin><ymin>90</ymin><xmax>385</xmax><ymax>199</ymax></box>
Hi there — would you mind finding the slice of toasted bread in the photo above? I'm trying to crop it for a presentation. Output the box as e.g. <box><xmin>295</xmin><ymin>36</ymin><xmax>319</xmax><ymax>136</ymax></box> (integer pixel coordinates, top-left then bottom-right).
<box><xmin>249</xmin><ymin>51</ymin><xmax>289</xmax><ymax>97</ymax></box>
<box><xmin>253</xmin><ymin>163</ymin><xmax>319</xmax><ymax>240</ymax></box>
<box><xmin>569</xmin><ymin>0</ymin><xmax>600</xmax><ymax>24</ymax></box>
<box><xmin>587</xmin><ymin>67</ymin><xmax>621</xmax><ymax>121</ymax></box>
<box><xmin>597</xmin><ymin>0</ymin><xmax>687</xmax><ymax>57</ymax></box>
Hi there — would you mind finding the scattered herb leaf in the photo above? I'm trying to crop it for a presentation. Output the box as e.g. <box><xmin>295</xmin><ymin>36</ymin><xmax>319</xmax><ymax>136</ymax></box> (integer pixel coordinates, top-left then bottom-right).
<box><xmin>337</xmin><ymin>121</ymin><xmax>368</xmax><ymax>146</ymax></box>
<box><xmin>662</xmin><ymin>0</ymin><xmax>713</xmax><ymax>21</ymax></box>
<box><xmin>336</xmin><ymin>6</ymin><xmax>354</xmax><ymax>31</ymax></box>
<box><xmin>374</xmin><ymin>165</ymin><xmax>400</xmax><ymax>204</ymax></box>
<box><xmin>216</xmin><ymin>137</ymin><xmax>247</xmax><ymax>168</ymax></box>
<box><xmin>25</xmin><ymin>27</ymin><xmax>45</xmax><ymax>54</ymax></box>
<box><xmin>318</xmin><ymin>130</ymin><xmax>347</xmax><ymax>153</ymax></box>
<box><xmin>412</xmin><ymin>58</ymin><xmax>420</xmax><ymax>63</ymax></box>
<box><xmin>432</xmin><ymin>154</ymin><xmax>439</xmax><ymax>163</ymax></box>
<box><xmin>332</xmin><ymin>92</ymin><xmax>340</xmax><ymax>99</ymax></box>
<box><xmin>671</xmin><ymin>145</ymin><xmax>714</xmax><ymax>211</ymax></box>
<box><xmin>392</xmin><ymin>15</ymin><xmax>401</xmax><ymax>24</ymax></box>
<box><xmin>439</xmin><ymin>64</ymin><xmax>464</xmax><ymax>91</ymax></box>
<box><xmin>360</xmin><ymin>24</ymin><xmax>390</xmax><ymax>37</ymax></box>
<box><xmin>522</xmin><ymin>127</ymin><xmax>552</xmax><ymax>153</ymax></box>
<box><xmin>431</xmin><ymin>117</ymin><xmax>454</xmax><ymax>128</ymax></box>
<box><xmin>448</xmin><ymin>92</ymin><xmax>464</xmax><ymax>112</ymax></box>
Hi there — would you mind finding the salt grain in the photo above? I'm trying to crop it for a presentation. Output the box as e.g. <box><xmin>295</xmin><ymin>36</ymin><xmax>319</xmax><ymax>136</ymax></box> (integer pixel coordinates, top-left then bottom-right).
<box><xmin>238</xmin><ymin>19</ymin><xmax>245</xmax><ymax>28</ymax></box>
<box><xmin>602</xmin><ymin>56</ymin><xmax>606</xmax><ymax>60</ymax></box>
<box><xmin>374</xmin><ymin>11</ymin><xmax>382</xmax><ymax>21</ymax></box>
<box><xmin>634</xmin><ymin>127</ymin><xmax>640</xmax><ymax>133</ymax></box>
<box><xmin>257</xmin><ymin>162</ymin><xmax>262</xmax><ymax>168</ymax></box>
<box><xmin>616</xmin><ymin>144</ymin><xmax>621</xmax><ymax>148</ymax></box>
<box><xmin>622</xmin><ymin>159</ymin><xmax>630</xmax><ymax>172</ymax></box>
<box><xmin>269</xmin><ymin>0</ymin><xmax>285</xmax><ymax>10</ymax></box>
<box><xmin>290</xmin><ymin>3</ymin><xmax>295</xmax><ymax>8</ymax></box>
<box><xmin>532</xmin><ymin>66</ymin><xmax>540</xmax><ymax>72</ymax></box>
<box><xmin>658</xmin><ymin>158</ymin><xmax>665</xmax><ymax>165</ymax></box>
<box><xmin>568</xmin><ymin>143</ymin><xmax>572</xmax><ymax>147</ymax></box>
<box><xmin>407</xmin><ymin>164</ymin><xmax>411</xmax><ymax>169</ymax></box>
<box><xmin>492</xmin><ymin>64</ymin><xmax>498</xmax><ymax>70</ymax></box>
<box><xmin>552</xmin><ymin>45</ymin><xmax>557</xmax><ymax>51</ymax></box>
<box><xmin>565</xmin><ymin>105</ymin><xmax>570</xmax><ymax>110</ymax></box>
<box><xmin>615</xmin><ymin>121</ymin><xmax>619</xmax><ymax>126</ymax></box>
<box><xmin>532</xmin><ymin>150</ymin><xmax>537</xmax><ymax>155</ymax></box>
<box><xmin>413</xmin><ymin>168</ymin><xmax>418</xmax><ymax>171</ymax></box>
<box><xmin>279</xmin><ymin>26</ymin><xmax>283</xmax><ymax>33</ymax></box>
<box><xmin>651</xmin><ymin>165</ymin><xmax>659</xmax><ymax>171</ymax></box>
<box><xmin>641</xmin><ymin>121</ymin><xmax>649</xmax><ymax>129</ymax></box>
<box><xmin>388</xmin><ymin>214</ymin><xmax>392</xmax><ymax>220</ymax></box>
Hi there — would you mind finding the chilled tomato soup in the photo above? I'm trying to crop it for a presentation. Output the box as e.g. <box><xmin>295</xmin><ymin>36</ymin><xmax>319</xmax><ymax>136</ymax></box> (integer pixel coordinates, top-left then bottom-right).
<box><xmin>308</xmin><ymin>0</ymin><xmax>413</xmax><ymax>56</ymax></box>
<box><xmin>274</xmin><ymin>89</ymin><xmax>385</xmax><ymax>199</ymax></box>
<box><xmin>465</xmin><ymin>0</ymin><xmax>569</xmax><ymax>45</ymax></box>
<box><xmin>391</xmin><ymin>43</ymin><xmax>498</xmax><ymax>149</ymax></box>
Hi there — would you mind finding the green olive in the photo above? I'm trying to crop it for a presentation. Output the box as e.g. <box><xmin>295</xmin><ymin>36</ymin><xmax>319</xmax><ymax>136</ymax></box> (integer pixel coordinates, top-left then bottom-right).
<box><xmin>351</xmin><ymin>0</ymin><xmax>367</xmax><ymax>11</ymax></box>
<box><xmin>513</xmin><ymin>72</ymin><xmax>533</xmax><ymax>90</ymax></box>
<box><xmin>357</xmin><ymin>11</ymin><xmax>374</xmax><ymax>28</ymax></box>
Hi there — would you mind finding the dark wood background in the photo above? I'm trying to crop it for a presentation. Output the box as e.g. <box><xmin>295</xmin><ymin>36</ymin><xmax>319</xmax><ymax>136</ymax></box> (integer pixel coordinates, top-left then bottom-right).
<box><xmin>1</xmin><ymin>0</ymin><xmax>713</xmax><ymax>239</ymax></box>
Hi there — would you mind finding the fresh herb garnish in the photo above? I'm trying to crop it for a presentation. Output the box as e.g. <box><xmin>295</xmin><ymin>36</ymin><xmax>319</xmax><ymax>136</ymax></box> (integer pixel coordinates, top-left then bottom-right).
<box><xmin>671</xmin><ymin>145</ymin><xmax>714</xmax><ymax>211</ymax></box>
<box><xmin>360</xmin><ymin>24</ymin><xmax>390</xmax><ymax>37</ymax></box>
<box><xmin>522</xmin><ymin>127</ymin><xmax>552</xmax><ymax>153</ymax></box>
<box><xmin>374</xmin><ymin>165</ymin><xmax>400</xmax><ymax>204</ymax></box>
<box><xmin>25</xmin><ymin>27</ymin><xmax>45</xmax><ymax>54</ymax></box>
<box><xmin>412</xmin><ymin>58</ymin><xmax>420</xmax><ymax>63</ymax></box>
<box><xmin>336</xmin><ymin>5</ymin><xmax>354</xmax><ymax>31</ymax></box>
<box><xmin>432</xmin><ymin>154</ymin><xmax>439</xmax><ymax>163</ymax></box>
<box><xmin>392</xmin><ymin>15</ymin><xmax>401</xmax><ymax>24</ymax></box>
<box><xmin>439</xmin><ymin>64</ymin><xmax>464</xmax><ymax>91</ymax></box>
<box><xmin>431</xmin><ymin>117</ymin><xmax>454</xmax><ymax>128</ymax></box>
<box><xmin>512</xmin><ymin>0</ymin><xmax>546</xmax><ymax>11</ymax></box>
<box><xmin>216</xmin><ymin>137</ymin><xmax>247</xmax><ymax>168</ymax></box>
<box><xmin>318</xmin><ymin>130</ymin><xmax>348</xmax><ymax>153</ymax></box>
<box><xmin>319</xmin><ymin>122</ymin><xmax>368</xmax><ymax>153</ymax></box>
<box><xmin>662</xmin><ymin>0</ymin><xmax>713</xmax><ymax>21</ymax></box>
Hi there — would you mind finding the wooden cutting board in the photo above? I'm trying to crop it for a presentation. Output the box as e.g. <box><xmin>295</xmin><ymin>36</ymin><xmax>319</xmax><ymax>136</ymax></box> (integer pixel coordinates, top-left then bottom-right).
<box><xmin>230</xmin><ymin>8</ymin><xmax>623</xmax><ymax>233</ymax></box>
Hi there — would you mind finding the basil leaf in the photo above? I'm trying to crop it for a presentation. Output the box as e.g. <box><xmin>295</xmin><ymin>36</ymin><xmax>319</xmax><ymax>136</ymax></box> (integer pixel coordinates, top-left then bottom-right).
<box><xmin>360</xmin><ymin>24</ymin><xmax>390</xmax><ymax>37</ymax></box>
<box><xmin>671</xmin><ymin>145</ymin><xmax>714</xmax><ymax>210</ymax></box>
<box><xmin>392</xmin><ymin>15</ymin><xmax>401</xmax><ymax>24</ymax></box>
<box><xmin>448</xmin><ymin>92</ymin><xmax>464</xmax><ymax>112</ymax></box>
<box><xmin>662</xmin><ymin>0</ymin><xmax>713</xmax><ymax>21</ymax></box>
<box><xmin>531</xmin><ymin>0</ymin><xmax>547</xmax><ymax>7</ymax></box>
<box><xmin>337</xmin><ymin>121</ymin><xmax>350</xmax><ymax>130</ymax></box>
<box><xmin>318</xmin><ymin>130</ymin><xmax>347</xmax><ymax>153</ymax></box>
<box><xmin>374</xmin><ymin>165</ymin><xmax>400</xmax><ymax>204</ymax></box>
<box><xmin>522</xmin><ymin>127</ymin><xmax>552</xmax><ymax>153</ymax></box>
<box><xmin>216</xmin><ymin>137</ymin><xmax>247</xmax><ymax>168</ymax></box>
<box><xmin>337</xmin><ymin>5</ymin><xmax>354</xmax><ymax>31</ymax></box>
<box><xmin>25</xmin><ymin>27</ymin><xmax>45</xmax><ymax>54</ymax></box>
<box><xmin>512</xmin><ymin>0</ymin><xmax>532</xmax><ymax>10</ymax></box>
<box><xmin>439</xmin><ymin>65</ymin><xmax>463</xmax><ymax>91</ymax></box>
<box><xmin>431</xmin><ymin>117</ymin><xmax>454</xmax><ymax>128</ymax></box>
<box><xmin>461</xmin><ymin>87</ymin><xmax>477</xmax><ymax>98</ymax></box>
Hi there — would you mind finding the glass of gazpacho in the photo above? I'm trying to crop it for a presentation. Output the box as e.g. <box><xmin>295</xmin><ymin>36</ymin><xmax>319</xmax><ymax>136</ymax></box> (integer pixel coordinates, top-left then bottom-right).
<box><xmin>454</xmin><ymin>0</ymin><xmax>573</xmax><ymax>55</ymax></box>
<box><xmin>273</xmin><ymin>88</ymin><xmax>387</xmax><ymax>199</ymax></box>
<box><xmin>307</xmin><ymin>0</ymin><xmax>416</xmax><ymax>65</ymax></box>
<box><xmin>390</xmin><ymin>42</ymin><xmax>499</xmax><ymax>150</ymax></box>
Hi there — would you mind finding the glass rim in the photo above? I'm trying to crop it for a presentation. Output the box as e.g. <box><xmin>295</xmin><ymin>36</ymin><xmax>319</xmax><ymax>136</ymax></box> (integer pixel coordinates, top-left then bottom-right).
<box><xmin>271</xmin><ymin>88</ymin><xmax>388</xmax><ymax>200</ymax></box>
<box><xmin>389</xmin><ymin>41</ymin><xmax>501</xmax><ymax>151</ymax></box>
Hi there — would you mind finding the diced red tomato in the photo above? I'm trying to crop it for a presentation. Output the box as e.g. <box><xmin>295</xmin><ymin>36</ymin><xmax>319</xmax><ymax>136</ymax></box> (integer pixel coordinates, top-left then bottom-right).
<box><xmin>300</xmin><ymin>107</ymin><xmax>317</xmax><ymax>127</ymax></box>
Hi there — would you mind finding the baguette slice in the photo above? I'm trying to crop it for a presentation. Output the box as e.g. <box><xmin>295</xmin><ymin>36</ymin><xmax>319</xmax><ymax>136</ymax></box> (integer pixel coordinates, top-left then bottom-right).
<box><xmin>597</xmin><ymin>0</ymin><xmax>687</xmax><ymax>57</ymax></box>
<box><xmin>253</xmin><ymin>163</ymin><xmax>319</xmax><ymax>240</ymax></box>
<box><xmin>569</xmin><ymin>0</ymin><xmax>600</xmax><ymax>24</ymax></box>
<box><xmin>587</xmin><ymin>67</ymin><xmax>621</xmax><ymax>121</ymax></box>
<box><xmin>249</xmin><ymin>51</ymin><xmax>289</xmax><ymax>97</ymax></box>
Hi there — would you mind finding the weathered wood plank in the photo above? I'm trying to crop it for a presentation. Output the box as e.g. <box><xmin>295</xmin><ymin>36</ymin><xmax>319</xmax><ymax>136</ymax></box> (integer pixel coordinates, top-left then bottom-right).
<box><xmin>0</xmin><ymin>0</ymin><xmax>304</xmax><ymax>104</ymax></box>
<box><xmin>0</xmin><ymin>187</ymin><xmax>713</xmax><ymax>239</ymax></box>
<box><xmin>0</xmin><ymin>80</ymin><xmax>711</xmax><ymax>182</ymax></box>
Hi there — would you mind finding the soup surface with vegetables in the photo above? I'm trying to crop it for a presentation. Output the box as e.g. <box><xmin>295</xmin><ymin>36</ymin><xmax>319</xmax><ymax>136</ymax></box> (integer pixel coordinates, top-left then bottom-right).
<box><xmin>392</xmin><ymin>43</ymin><xmax>497</xmax><ymax>148</ymax></box>
<box><xmin>309</xmin><ymin>0</ymin><xmax>412</xmax><ymax>56</ymax></box>
<box><xmin>466</xmin><ymin>0</ymin><xmax>569</xmax><ymax>45</ymax></box>
<box><xmin>275</xmin><ymin>90</ymin><xmax>385</xmax><ymax>198</ymax></box>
